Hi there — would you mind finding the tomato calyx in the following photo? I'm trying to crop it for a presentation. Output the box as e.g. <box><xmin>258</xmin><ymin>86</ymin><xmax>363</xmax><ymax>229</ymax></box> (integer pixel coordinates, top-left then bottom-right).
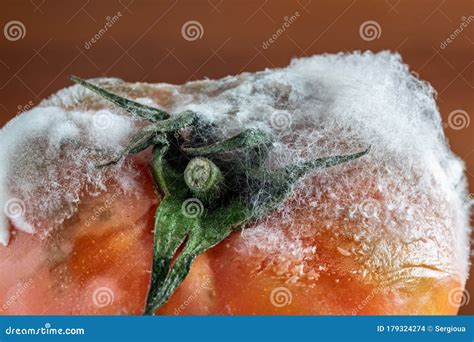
<box><xmin>70</xmin><ymin>76</ymin><xmax>370</xmax><ymax>315</ymax></box>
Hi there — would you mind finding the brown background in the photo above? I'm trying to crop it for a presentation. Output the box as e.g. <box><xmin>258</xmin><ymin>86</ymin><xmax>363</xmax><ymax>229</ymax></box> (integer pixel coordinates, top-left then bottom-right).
<box><xmin>0</xmin><ymin>0</ymin><xmax>473</xmax><ymax>314</ymax></box>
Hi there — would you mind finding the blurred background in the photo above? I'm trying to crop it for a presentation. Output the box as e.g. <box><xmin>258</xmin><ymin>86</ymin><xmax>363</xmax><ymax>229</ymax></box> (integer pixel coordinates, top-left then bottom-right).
<box><xmin>0</xmin><ymin>0</ymin><xmax>472</xmax><ymax>314</ymax></box>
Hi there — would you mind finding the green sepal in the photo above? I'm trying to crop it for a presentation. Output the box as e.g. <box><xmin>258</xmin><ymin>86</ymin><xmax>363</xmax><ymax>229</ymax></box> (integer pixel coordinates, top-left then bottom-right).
<box><xmin>183</xmin><ymin>128</ymin><xmax>272</xmax><ymax>156</ymax></box>
<box><xmin>69</xmin><ymin>75</ymin><xmax>170</xmax><ymax>122</ymax></box>
<box><xmin>145</xmin><ymin>144</ymin><xmax>188</xmax><ymax>311</ymax></box>
<box><xmin>98</xmin><ymin>111</ymin><xmax>199</xmax><ymax>167</ymax></box>
<box><xmin>247</xmin><ymin>147</ymin><xmax>371</xmax><ymax>215</ymax></box>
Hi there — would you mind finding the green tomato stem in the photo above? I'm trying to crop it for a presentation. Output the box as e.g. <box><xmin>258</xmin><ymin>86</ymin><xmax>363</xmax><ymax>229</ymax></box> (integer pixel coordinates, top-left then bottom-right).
<box><xmin>184</xmin><ymin>157</ymin><xmax>224</xmax><ymax>202</ymax></box>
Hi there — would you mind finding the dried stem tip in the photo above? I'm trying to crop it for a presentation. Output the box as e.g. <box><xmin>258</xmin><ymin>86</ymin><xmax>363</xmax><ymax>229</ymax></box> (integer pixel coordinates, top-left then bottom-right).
<box><xmin>184</xmin><ymin>157</ymin><xmax>223</xmax><ymax>201</ymax></box>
